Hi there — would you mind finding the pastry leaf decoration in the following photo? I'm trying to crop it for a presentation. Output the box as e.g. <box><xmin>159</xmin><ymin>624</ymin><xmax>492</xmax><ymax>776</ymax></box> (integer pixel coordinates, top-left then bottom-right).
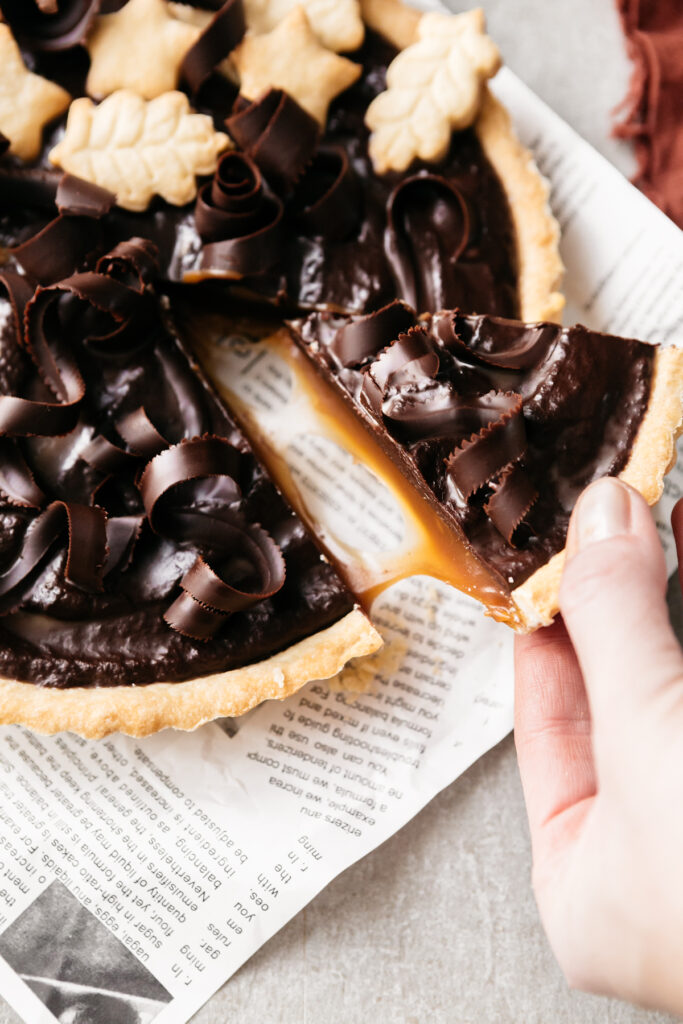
<box><xmin>49</xmin><ymin>90</ymin><xmax>231</xmax><ymax>212</ymax></box>
<box><xmin>365</xmin><ymin>9</ymin><xmax>500</xmax><ymax>174</ymax></box>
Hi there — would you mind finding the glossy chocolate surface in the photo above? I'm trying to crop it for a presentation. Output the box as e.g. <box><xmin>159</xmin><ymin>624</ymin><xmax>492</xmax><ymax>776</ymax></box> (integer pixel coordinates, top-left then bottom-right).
<box><xmin>293</xmin><ymin>308</ymin><xmax>655</xmax><ymax>587</ymax></box>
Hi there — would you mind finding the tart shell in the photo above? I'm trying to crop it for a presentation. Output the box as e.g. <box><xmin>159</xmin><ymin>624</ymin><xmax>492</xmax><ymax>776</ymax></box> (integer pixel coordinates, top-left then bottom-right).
<box><xmin>0</xmin><ymin>608</ymin><xmax>382</xmax><ymax>738</ymax></box>
<box><xmin>475</xmin><ymin>88</ymin><xmax>565</xmax><ymax>324</ymax></box>
<box><xmin>512</xmin><ymin>345</ymin><xmax>683</xmax><ymax>630</ymax></box>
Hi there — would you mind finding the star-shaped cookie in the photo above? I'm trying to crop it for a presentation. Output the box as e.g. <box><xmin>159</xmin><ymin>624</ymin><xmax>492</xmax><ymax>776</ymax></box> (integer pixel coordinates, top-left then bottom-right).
<box><xmin>86</xmin><ymin>0</ymin><xmax>202</xmax><ymax>100</ymax></box>
<box><xmin>0</xmin><ymin>24</ymin><xmax>71</xmax><ymax>162</ymax></box>
<box><xmin>232</xmin><ymin>7</ymin><xmax>361</xmax><ymax>126</ymax></box>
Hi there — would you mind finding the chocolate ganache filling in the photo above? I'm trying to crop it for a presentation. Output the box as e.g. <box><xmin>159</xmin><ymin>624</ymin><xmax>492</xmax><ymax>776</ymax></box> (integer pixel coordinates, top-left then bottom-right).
<box><xmin>291</xmin><ymin>305</ymin><xmax>656</xmax><ymax>588</ymax></box>
<box><xmin>0</xmin><ymin>242</ymin><xmax>353</xmax><ymax>688</ymax></box>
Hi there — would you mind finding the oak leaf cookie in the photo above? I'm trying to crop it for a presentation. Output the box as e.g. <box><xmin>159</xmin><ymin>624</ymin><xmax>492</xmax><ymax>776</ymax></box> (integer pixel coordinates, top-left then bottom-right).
<box><xmin>365</xmin><ymin>8</ymin><xmax>501</xmax><ymax>174</ymax></box>
<box><xmin>232</xmin><ymin>7</ymin><xmax>361</xmax><ymax>126</ymax></box>
<box><xmin>0</xmin><ymin>24</ymin><xmax>71</xmax><ymax>161</ymax></box>
<box><xmin>48</xmin><ymin>90</ymin><xmax>230</xmax><ymax>212</ymax></box>
<box><xmin>359</xmin><ymin>0</ymin><xmax>420</xmax><ymax>50</ymax></box>
<box><xmin>86</xmin><ymin>0</ymin><xmax>201</xmax><ymax>100</ymax></box>
<box><xmin>243</xmin><ymin>0</ymin><xmax>364</xmax><ymax>53</ymax></box>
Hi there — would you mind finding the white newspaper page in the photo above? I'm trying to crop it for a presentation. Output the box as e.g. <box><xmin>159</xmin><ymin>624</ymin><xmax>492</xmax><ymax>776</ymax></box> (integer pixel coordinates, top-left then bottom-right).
<box><xmin>0</xmin><ymin>71</ymin><xmax>682</xmax><ymax>1024</ymax></box>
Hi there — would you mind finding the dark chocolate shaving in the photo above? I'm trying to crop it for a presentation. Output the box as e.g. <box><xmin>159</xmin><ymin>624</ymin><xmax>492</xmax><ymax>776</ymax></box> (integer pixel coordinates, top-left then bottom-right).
<box><xmin>12</xmin><ymin>215</ymin><xmax>103</xmax><ymax>286</ymax></box>
<box><xmin>181</xmin><ymin>0</ymin><xmax>246</xmax><ymax>96</ymax></box>
<box><xmin>484</xmin><ymin>462</ymin><xmax>537</xmax><ymax>546</ymax></box>
<box><xmin>444</xmin><ymin>392</ymin><xmax>526</xmax><ymax>500</ymax></box>
<box><xmin>434</xmin><ymin>310</ymin><xmax>561</xmax><ymax>370</ymax></box>
<box><xmin>0</xmin><ymin>270</ymin><xmax>85</xmax><ymax>437</ymax></box>
<box><xmin>385</xmin><ymin>174</ymin><xmax>471</xmax><ymax>312</ymax></box>
<box><xmin>370</xmin><ymin>325</ymin><xmax>440</xmax><ymax>392</ymax></box>
<box><xmin>166</xmin><ymin>521</ymin><xmax>285</xmax><ymax>640</ymax></box>
<box><xmin>332</xmin><ymin>299</ymin><xmax>416</xmax><ymax>369</ymax></box>
<box><xmin>293</xmin><ymin>146</ymin><xmax>360</xmax><ymax>240</ymax></box>
<box><xmin>225</xmin><ymin>88</ymin><xmax>319</xmax><ymax>194</ymax></box>
<box><xmin>0</xmin><ymin>500</ymin><xmax>106</xmax><ymax>615</ymax></box>
<box><xmin>0</xmin><ymin>439</ymin><xmax>45</xmax><ymax>508</ymax></box>
<box><xmin>0</xmin><ymin>164</ymin><xmax>61</xmax><ymax>211</ymax></box>
<box><xmin>56</xmin><ymin>174</ymin><xmax>116</xmax><ymax>219</ymax></box>
<box><xmin>0</xmin><ymin>0</ymin><xmax>100</xmax><ymax>50</ymax></box>
<box><xmin>197</xmin><ymin>152</ymin><xmax>284</xmax><ymax>276</ymax></box>
<box><xmin>11</xmin><ymin>173</ymin><xmax>115</xmax><ymax>286</ymax></box>
<box><xmin>138</xmin><ymin>437</ymin><xmax>285</xmax><ymax>640</ymax></box>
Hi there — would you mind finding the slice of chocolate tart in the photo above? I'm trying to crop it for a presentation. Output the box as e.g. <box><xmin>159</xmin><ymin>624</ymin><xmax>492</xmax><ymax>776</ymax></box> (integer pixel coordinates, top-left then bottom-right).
<box><xmin>0</xmin><ymin>240</ymin><xmax>381</xmax><ymax>738</ymax></box>
<box><xmin>288</xmin><ymin>304</ymin><xmax>683</xmax><ymax>630</ymax></box>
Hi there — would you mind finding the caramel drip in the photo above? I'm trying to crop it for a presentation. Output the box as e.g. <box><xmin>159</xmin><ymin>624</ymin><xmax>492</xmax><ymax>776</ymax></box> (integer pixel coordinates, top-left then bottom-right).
<box><xmin>189</xmin><ymin>315</ymin><xmax>519</xmax><ymax>627</ymax></box>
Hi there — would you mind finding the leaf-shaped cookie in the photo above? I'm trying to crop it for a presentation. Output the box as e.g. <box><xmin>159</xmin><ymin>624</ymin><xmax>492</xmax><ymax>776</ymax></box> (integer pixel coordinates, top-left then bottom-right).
<box><xmin>365</xmin><ymin>9</ymin><xmax>501</xmax><ymax>174</ymax></box>
<box><xmin>243</xmin><ymin>0</ymin><xmax>364</xmax><ymax>53</ymax></box>
<box><xmin>48</xmin><ymin>90</ymin><xmax>230</xmax><ymax>212</ymax></box>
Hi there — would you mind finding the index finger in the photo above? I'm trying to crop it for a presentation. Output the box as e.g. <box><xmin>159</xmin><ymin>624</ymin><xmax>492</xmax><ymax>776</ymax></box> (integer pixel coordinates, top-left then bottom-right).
<box><xmin>514</xmin><ymin>618</ymin><xmax>596</xmax><ymax>857</ymax></box>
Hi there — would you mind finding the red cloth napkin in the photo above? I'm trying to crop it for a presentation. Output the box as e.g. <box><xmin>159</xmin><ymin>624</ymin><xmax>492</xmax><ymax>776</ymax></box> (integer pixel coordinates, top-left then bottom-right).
<box><xmin>614</xmin><ymin>0</ymin><xmax>683</xmax><ymax>227</ymax></box>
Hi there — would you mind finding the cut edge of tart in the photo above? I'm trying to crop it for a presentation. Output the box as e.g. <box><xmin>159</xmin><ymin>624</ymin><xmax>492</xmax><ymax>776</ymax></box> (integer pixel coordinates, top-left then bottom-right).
<box><xmin>512</xmin><ymin>344</ymin><xmax>683</xmax><ymax>630</ymax></box>
<box><xmin>0</xmin><ymin>607</ymin><xmax>380</xmax><ymax>739</ymax></box>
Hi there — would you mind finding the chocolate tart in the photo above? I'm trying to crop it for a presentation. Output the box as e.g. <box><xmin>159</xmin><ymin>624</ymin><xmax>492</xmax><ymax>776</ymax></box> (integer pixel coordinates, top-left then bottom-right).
<box><xmin>0</xmin><ymin>241</ymin><xmax>381</xmax><ymax>737</ymax></box>
<box><xmin>0</xmin><ymin>0</ymin><xmax>678</xmax><ymax>738</ymax></box>
<box><xmin>288</xmin><ymin>304</ymin><xmax>683</xmax><ymax>630</ymax></box>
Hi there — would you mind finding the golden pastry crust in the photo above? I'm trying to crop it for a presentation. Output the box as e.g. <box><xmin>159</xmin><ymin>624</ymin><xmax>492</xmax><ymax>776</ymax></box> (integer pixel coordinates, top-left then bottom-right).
<box><xmin>0</xmin><ymin>609</ymin><xmax>382</xmax><ymax>739</ymax></box>
<box><xmin>512</xmin><ymin>345</ymin><xmax>683</xmax><ymax>630</ymax></box>
<box><xmin>475</xmin><ymin>88</ymin><xmax>565</xmax><ymax>324</ymax></box>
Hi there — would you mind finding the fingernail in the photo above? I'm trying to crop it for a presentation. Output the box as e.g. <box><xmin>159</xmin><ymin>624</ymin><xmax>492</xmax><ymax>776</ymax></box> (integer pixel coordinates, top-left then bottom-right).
<box><xmin>567</xmin><ymin>478</ymin><xmax>633</xmax><ymax>555</ymax></box>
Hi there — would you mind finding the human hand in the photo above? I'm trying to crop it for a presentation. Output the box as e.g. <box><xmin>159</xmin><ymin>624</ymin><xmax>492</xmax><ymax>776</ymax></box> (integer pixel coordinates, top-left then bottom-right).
<box><xmin>515</xmin><ymin>477</ymin><xmax>683</xmax><ymax>1015</ymax></box>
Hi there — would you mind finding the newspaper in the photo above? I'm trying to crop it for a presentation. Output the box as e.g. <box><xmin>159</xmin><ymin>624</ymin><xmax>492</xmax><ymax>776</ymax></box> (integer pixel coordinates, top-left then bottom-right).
<box><xmin>0</xmin><ymin>67</ymin><xmax>682</xmax><ymax>1024</ymax></box>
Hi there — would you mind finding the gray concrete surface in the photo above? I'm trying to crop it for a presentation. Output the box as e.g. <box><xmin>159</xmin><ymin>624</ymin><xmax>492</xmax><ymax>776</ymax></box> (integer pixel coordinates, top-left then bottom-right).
<box><xmin>0</xmin><ymin>2</ymin><xmax>677</xmax><ymax>1023</ymax></box>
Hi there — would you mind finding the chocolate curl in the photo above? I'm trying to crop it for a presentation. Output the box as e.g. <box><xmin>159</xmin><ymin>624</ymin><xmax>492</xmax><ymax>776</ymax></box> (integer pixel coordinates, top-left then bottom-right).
<box><xmin>0</xmin><ymin>165</ymin><xmax>61</xmax><ymax>211</ymax></box>
<box><xmin>445</xmin><ymin>392</ymin><xmax>526</xmax><ymax>499</ymax></box>
<box><xmin>0</xmin><ymin>439</ymin><xmax>45</xmax><ymax>508</ymax></box>
<box><xmin>12</xmin><ymin>174</ymin><xmax>116</xmax><ymax>286</ymax></box>
<box><xmin>385</xmin><ymin>174</ymin><xmax>470</xmax><ymax>312</ymax></box>
<box><xmin>138</xmin><ymin>437</ymin><xmax>286</xmax><ymax>640</ymax></box>
<box><xmin>0</xmin><ymin>0</ymin><xmax>100</xmax><ymax>50</ymax></box>
<box><xmin>369</xmin><ymin>326</ymin><xmax>440</xmax><ymax>392</ymax></box>
<box><xmin>103</xmin><ymin>514</ymin><xmax>144</xmax><ymax>576</ymax></box>
<box><xmin>434</xmin><ymin>310</ymin><xmax>561</xmax><ymax>370</ymax></box>
<box><xmin>225</xmin><ymin>88</ymin><xmax>319</xmax><ymax>194</ymax></box>
<box><xmin>0</xmin><ymin>271</ymin><xmax>85</xmax><ymax>438</ymax></box>
<box><xmin>0</xmin><ymin>500</ymin><xmax>107</xmax><ymax>614</ymax></box>
<box><xmin>484</xmin><ymin>462</ymin><xmax>537</xmax><ymax>547</ymax></box>
<box><xmin>116</xmin><ymin>408</ymin><xmax>169</xmax><ymax>460</ymax></box>
<box><xmin>181</xmin><ymin>0</ymin><xmax>246</xmax><ymax>96</ymax></box>
<box><xmin>138</xmin><ymin>437</ymin><xmax>243</xmax><ymax>537</ymax></box>
<box><xmin>196</xmin><ymin>152</ymin><xmax>284</xmax><ymax>277</ymax></box>
<box><xmin>80</xmin><ymin>432</ymin><xmax>141</xmax><ymax>473</ymax></box>
<box><xmin>332</xmin><ymin>300</ymin><xmax>417</xmax><ymax>369</ymax></box>
<box><xmin>165</xmin><ymin>522</ymin><xmax>286</xmax><ymax>640</ymax></box>
<box><xmin>294</xmin><ymin>146</ymin><xmax>359</xmax><ymax>240</ymax></box>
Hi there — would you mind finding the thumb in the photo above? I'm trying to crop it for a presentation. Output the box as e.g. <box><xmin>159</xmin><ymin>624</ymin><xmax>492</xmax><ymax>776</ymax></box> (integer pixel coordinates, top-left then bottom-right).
<box><xmin>560</xmin><ymin>478</ymin><xmax>683</xmax><ymax>735</ymax></box>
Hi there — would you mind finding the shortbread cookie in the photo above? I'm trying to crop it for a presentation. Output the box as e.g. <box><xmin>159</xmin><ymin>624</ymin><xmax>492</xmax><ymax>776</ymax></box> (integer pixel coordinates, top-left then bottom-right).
<box><xmin>0</xmin><ymin>24</ymin><xmax>71</xmax><ymax>161</ymax></box>
<box><xmin>49</xmin><ymin>90</ymin><xmax>230</xmax><ymax>211</ymax></box>
<box><xmin>243</xmin><ymin>0</ymin><xmax>364</xmax><ymax>53</ymax></box>
<box><xmin>86</xmin><ymin>0</ymin><xmax>202</xmax><ymax>99</ymax></box>
<box><xmin>366</xmin><ymin>9</ymin><xmax>501</xmax><ymax>173</ymax></box>
<box><xmin>232</xmin><ymin>7</ymin><xmax>361</xmax><ymax>125</ymax></box>
<box><xmin>359</xmin><ymin>0</ymin><xmax>420</xmax><ymax>49</ymax></box>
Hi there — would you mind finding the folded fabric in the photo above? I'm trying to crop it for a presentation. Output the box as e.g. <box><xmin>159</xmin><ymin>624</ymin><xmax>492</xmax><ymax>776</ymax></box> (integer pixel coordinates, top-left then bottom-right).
<box><xmin>614</xmin><ymin>0</ymin><xmax>683</xmax><ymax>227</ymax></box>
